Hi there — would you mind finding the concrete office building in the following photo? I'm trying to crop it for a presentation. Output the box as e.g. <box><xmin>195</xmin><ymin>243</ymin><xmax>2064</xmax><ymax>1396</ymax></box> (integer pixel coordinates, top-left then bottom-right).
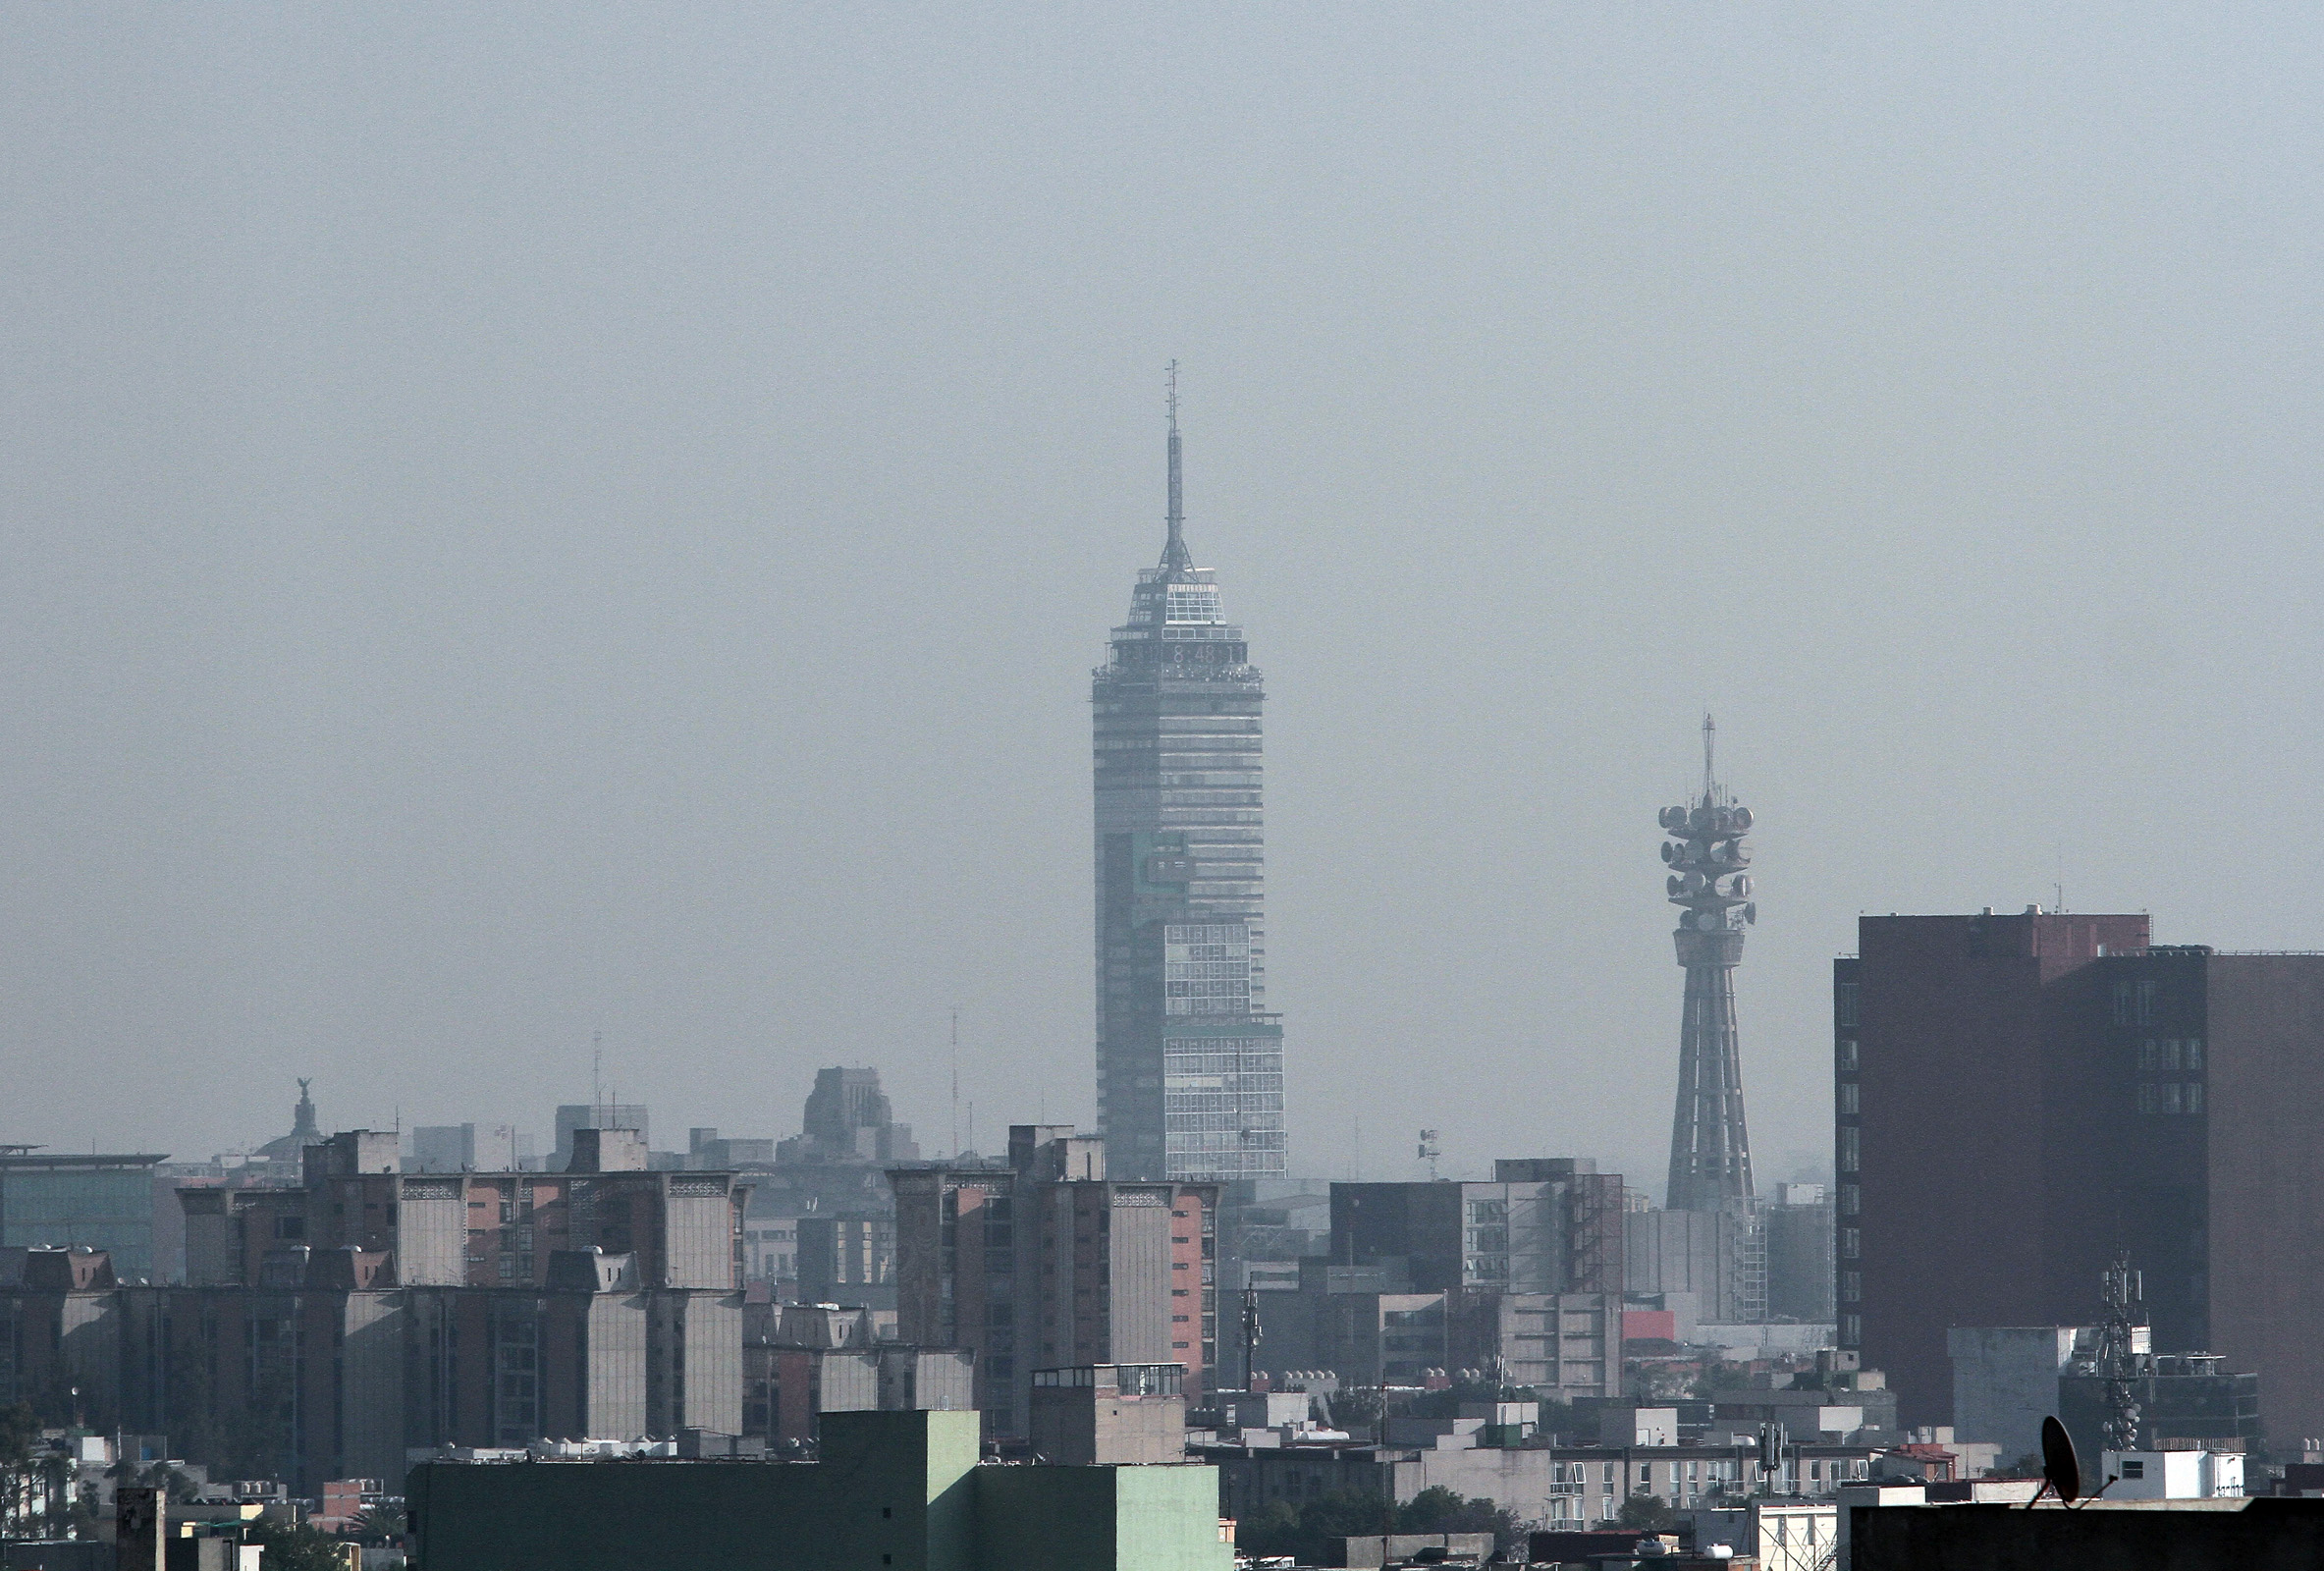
<box><xmin>1626</xmin><ymin>1204</ymin><xmax>1765</xmax><ymax>1326</ymax></box>
<box><xmin>1202</xmin><ymin>1435</ymin><xmax>1875</xmax><ymax>1530</ymax></box>
<box><xmin>1765</xmin><ymin>1183</ymin><xmax>1836</xmax><ymax>1323</ymax></box>
<box><xmin>0</xmin><ymin>1247</ymin><xmax>123</xmax><ymax>1424</ymax></box>
<box><xmin>1328</xmin><ymin>1161</ymin><xmax>1626</xmax><ymax>1297</ymax></box>
<box><xmin>1030</xmin><ymin>1363</ymin><xmax>1189</xmax><ymax>1465</ymax></box>
<box><xmin>553</xmin><ymin>1106</ymin><xmax>648</xmax><ymax>1170</ymax></box>
<box><xmin>0</xmin><ymin>1242</ymin><xmax>745</xmax><ymax>1490</ymax></box>
<box><xmin>1836</xmin><ymin>910</ymin><xmax>2324</xmax><ymax>1436</ymax></box>
<box><xmin>892</xmin><ymin>1127</ymin><xmax>1217</xmax><ymax>1437</ymax></box>
<box><xmin>1092</xmin><ymin>380</ymin><xmax>1284</xmax><ymax>1184</ymax></box>
<box><xmin>744</xmin><ymin>1304</ymin><xmax>972</xmax><ymax>1447</ymax></box>
<box><xmin>181</xmin><ymin>1128</ymin><xmax>749</xmax><ymax>1291</ymax></box>
<box><xmin>407</xmin><ymin>1123</ymin><xmax>523</xmax><ymax>1173</ymax></box>
<box><xmin>689</xmin><ymin>1129</ymin><xmax>777</xmax><ymax>1167</ymax></box>
<box><xmin>0</xmin><ymin>1152</ymin><xmax>169</xmax><ymax>1282</ymax></box>
<box><xmin>743</xmin><ymin>1065</ymin><xmax>922</xmax><ymax>1301</ymax></box>
<box><xmin>775</xmin><ymin>1068</ymin><xmax>919</xmax><ymax>1165</ymax></box>
<box><xmin>1</xmin><ymin>1128</ymin><xmax>756</xmax><ymax>1488</ymax></box>
<box><xmin>796</xmin><ymin>1214</ymin><xmax>896</xmax><ymax>1310</ymax></box>
<box><xmin>1253</xmin><ymin>1259</ymin><xmax>1618</xmax><ymax>1401</ymax></box>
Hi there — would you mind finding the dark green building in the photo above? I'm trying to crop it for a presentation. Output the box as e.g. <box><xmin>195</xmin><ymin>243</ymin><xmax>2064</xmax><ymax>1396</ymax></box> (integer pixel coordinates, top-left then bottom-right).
<box><xmin>409</xmin><ymin>1409</ymin><xmax>1230</xmax><ymax>1571</ymax></box>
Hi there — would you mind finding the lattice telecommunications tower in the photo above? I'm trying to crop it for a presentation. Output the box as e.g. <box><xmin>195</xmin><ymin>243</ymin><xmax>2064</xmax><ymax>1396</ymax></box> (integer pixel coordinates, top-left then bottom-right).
<box><xmin>1658</xmin><ymin>716</ymin><xmax>1757</xmax><ymax>1212</ymax></box>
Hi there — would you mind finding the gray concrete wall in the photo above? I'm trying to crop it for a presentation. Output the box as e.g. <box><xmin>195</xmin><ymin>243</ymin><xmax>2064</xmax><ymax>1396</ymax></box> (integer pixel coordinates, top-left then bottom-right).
<box><xmin>396</xmin><ymin>1178</ymin><xmax>465</xmax><ymax>1286</ymax></box>
<box><xmin>584</xmin><ymin>1292</ymin><xmax>648</xmax><ymax>1438</ymax></box>
<box><xmin>1946</xmin><ymin>1326</ymin><xmax>2081</xmax><ymax>1461</ymax></box>
<box><xmin>342</xmin><ymin>1291</ymin><xmax>406</xmax><ymax>1484</ymax></box>
<box><xmin>660</xmin><ymin>1180</ymin><xmax>734</xmax><ymax>1289</ymax></box>
<box><xmin>1108</xmin><ymin>1189</ymin><xmax>1176</xmax><ymax>1364</ymax></box>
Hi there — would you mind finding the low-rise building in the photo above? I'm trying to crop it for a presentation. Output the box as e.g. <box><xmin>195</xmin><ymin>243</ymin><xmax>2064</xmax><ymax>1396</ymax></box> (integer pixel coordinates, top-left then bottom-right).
<box><xmin>2104</xmin><ymin>1447</ymin><xmax>2244</xmax><ymax>1499</ymax></box>
<box><xmin>1030</xmin><ymin>1364</ymin><xmax>1188</xmax><ymax>1465</ymax></box>
<box><xmin>1677</xmin><ymin>1501</ymin><xmax>1837</xmax><ymax>1571</ymax></box>
<box><xmin>742</xmin><ymin>1301</ymin><xmax>969</xmax><ymax>1447</ymax></box>
<box><xmin>1249</xmin><ymin>1261</ymin><xmax>1618</xmax><ymax>1403</ymax></box>
<box><xmin>1201</xmin><ymin>1436</ymin><xmax>1877</xmax><ymax>1529</ymax></box>
<box><xmin>1327</xmin><ymin>1161</ymin><xmax>1626</xmax><ymax>1297</ymax></box>
<box><xmin>796</xmin><ymin>1215</ymin><xmax>895</xmax><ymax>1311</ymax></box>
<box><xmin>408</xmin><ymin>1409</ymin><xmax>1230</xmax><ymax>1571</ymax></box>
<box><xmin>1848</xmin><ymin>1494</ymin><xmax>2324</xmax><ymax>1570</ymax></box>
<box><xmin>2058</xmin><ymin>1351</ymin><xmax>2262</xmax><ymax>1463</ymax></box>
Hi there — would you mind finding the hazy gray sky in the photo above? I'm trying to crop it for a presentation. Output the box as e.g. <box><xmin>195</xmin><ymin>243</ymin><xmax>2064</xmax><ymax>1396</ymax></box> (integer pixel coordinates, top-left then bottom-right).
<box><xmin>5</xmin><ymin>5</ymin><xmax>2320</xmax><ymax>1193</ymax></box>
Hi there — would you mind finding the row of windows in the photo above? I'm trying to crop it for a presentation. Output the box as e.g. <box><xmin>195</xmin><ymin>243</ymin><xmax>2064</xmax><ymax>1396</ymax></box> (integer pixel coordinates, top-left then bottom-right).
<box><xmin>1163</xmin><ymin>1053</ymin><xmax>1279</xmax><ymax>1074</ymax></box>
<box><xmin>1164</xmin><ymin>1093</ymin><xmax>1286</xmax><ymax>1114</ymax></box>
<box><xmin>1163</xmin><ymin>587</ymin><xmax>1224</xmax><ymax>623</ymax></box>
<box><xmin>1166</xmin><ymin>1131</ymin><xmax>1290</xmax><ymax>1151</ymax></box>
<box><xmin>1172</xmin><ymin>1153</ymin><xmax>1286</xmax><ymax>1175</ymax></box>
<box><xmin>1166</xmin><ymin>961</ymin><xmax>1249</xmax><ymax>981</ymax></box>
<box><xmin>2113</xmin><ymin>978</ymin><xmax>2162</xmax><ymax>1027</ymax></box>
<box><xmin>2138</xmin><ymin>1083</ymin><xmax>2205</xmax><ymax>1115</ymax></box>
<box><xmin>2137</xmin><ymin>1038</ymin><xmax>2204</xmax><ymax>1073</ymax></box>
<box><xmin>1166</xmin><ymin>1111</ymin><xmax>1287</xmax><ymax>1133</ymax></box>
<box><xmin>1166</xmin><ymin>999</ymin><xmax>1252</xmax><ymax>1018</ymax></box>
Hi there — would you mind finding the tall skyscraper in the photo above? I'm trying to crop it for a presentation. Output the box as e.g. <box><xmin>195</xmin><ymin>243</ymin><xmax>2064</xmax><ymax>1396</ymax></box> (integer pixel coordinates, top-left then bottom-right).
<box><xmin>1658</xmin><ymin>716</ymin><xmax>1757</xmax><ymax>1211</ymax></box>
<box><xmin>1092</xmin><ymin>372</ymin><xmax>1286</xmax><ymax>1183</ymax></box>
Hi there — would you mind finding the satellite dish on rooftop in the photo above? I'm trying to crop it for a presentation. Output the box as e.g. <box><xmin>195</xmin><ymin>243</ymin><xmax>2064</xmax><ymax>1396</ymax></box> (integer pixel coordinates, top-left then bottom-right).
<box><xmin>2040</xmin><ymin>1415</ymin><xmax>2081</xmax><ymax>1503</ymax></box>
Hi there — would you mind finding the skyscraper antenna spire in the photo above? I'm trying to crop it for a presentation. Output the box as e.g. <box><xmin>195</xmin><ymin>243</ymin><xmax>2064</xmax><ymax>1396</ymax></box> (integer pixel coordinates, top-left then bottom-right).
<box><xmin>1702</xmin><ymin>712</ymin><xmax>1716</xmax><ymax>803</ymax></box>
<box><xmin>1162</xmin><ymin>360</ymin><xmax>1191</xmax><ymax>570</ymax></box>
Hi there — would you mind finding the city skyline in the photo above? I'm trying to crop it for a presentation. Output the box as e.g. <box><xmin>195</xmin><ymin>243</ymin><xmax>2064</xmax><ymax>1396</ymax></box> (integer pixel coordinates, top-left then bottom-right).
<box><xmin>6</xmin><ymin>8</ymin><xmax>2322</xmax><ymax>1194</ymax></box>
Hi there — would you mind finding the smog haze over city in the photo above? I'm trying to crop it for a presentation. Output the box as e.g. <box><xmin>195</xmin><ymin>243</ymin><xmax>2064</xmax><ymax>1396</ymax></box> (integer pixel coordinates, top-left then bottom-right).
<box><xmin>5</xmin><ymin>4</ymin><xmax>2320</xmax><ymax>1193</ymax></box>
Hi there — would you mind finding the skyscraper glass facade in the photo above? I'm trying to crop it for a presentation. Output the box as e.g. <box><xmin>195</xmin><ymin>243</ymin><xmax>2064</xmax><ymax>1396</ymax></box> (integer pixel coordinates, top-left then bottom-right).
<box><xmin>1092</xmin><ymin>417</ymin><xmax>1285</xmax><ymax>1182</ymax></box>
<box><xmin>0</xmin><ymin>1156</ymin><xmax>164</xmax><ymax>1279</ymax></box>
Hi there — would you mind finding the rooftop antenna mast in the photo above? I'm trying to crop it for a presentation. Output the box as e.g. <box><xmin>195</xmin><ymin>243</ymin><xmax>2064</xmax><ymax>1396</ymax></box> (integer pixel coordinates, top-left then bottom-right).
<box><xmin>592</xmin><ymin>1031</ymin><xmax>604</xmax><ymax>1126</ymax></box>
<box><xmin>1702</xmin><ymin>712</ymin><xmax>1717</xmax><ymax>804</ymax></box>
<box><xmin>2098</xmin><ymin>1252</ymin><xmax>2145</xmax><ymax>1452</ymax></box>
<box><xmin>1162</xmin><ymin>360</ymin><xmax>1191</xmax><ymax>570</ymax></box>
<box><xmin>949</xmin><ymin>1009</ymin><xmax>961</xmax><ymax>1161</ymax></box>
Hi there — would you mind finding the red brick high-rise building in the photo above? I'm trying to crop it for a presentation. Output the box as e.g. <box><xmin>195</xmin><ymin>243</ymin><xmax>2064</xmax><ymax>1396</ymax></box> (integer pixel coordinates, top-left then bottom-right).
<box><xmin>891</xmin><ymin>1126</ymin><xmax>1216</xmax><ymax>1437</ymax></box>
<box><xmin>1837</xmin><ymin>910</ymin><xmax>2324</xmax><ymax>1439</ymax></box>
